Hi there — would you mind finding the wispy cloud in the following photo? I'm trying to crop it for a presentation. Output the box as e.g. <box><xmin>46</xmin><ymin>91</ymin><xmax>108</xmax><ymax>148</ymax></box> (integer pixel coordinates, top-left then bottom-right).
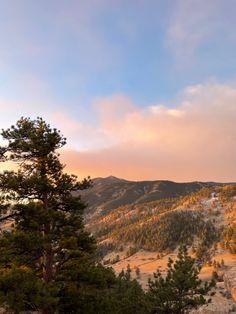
<box><xmin>166</xmin><ymin>0</ymin><xmax>235</xmax><ymax>61</ymax></box>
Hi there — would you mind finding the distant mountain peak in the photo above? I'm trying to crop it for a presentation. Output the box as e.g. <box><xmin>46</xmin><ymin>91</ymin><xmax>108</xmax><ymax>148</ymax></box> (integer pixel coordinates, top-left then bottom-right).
<box><xmin>105</xmin><ymin>175</ymin><xmax>122</xmax><ymax>180</ymax></box>
<box><xmin>92</xmin><ymin>175</ymin><xmax>126</xmax><ymax>186</ymax></box>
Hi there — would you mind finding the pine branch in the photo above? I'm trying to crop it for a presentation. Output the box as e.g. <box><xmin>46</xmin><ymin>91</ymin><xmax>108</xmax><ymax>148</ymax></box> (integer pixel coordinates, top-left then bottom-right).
<box><xmin>0</xmin><ymin>213</ymin><xmax>17</xmax><ymax>222</ymax></box>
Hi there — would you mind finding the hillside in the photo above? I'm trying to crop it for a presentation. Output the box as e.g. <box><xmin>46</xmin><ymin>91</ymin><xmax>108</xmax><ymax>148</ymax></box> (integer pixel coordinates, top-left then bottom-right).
<box><xmin>82</xmin><ymin>182</ymin><xmax>236</xmax><ymax>312</ymax></box>
<box><xmin>80</xmin><ymin>176</ymin><xmax>221</xmax><ymax>221</ymax></box>
<box><xmin>85</xmin><ymin>184</ymin><xmax>235</xmax><ymax>257</ymax></box>
<box><xmin>81</xmin><ymin>178</ymin><xmax>236</xmax><ymax>257</ymax></box>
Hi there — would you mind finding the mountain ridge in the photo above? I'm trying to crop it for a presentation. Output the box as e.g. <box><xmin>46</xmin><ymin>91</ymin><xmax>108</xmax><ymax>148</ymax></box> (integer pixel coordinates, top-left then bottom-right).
<box><xmin>79</xmin><ymin>176</ymin><xmax>227</xmax><ymax>221</ymax></box>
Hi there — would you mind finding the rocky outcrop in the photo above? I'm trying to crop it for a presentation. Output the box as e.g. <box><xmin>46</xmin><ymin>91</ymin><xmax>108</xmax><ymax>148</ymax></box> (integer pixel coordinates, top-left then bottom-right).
<box><xmin>190</xmin><ymin>294</ymin><xmax>235</xmax><ymax>314</ymax></box>
<box><xmin>191</xmin><ymin>281</ymin><xmax>236</xmax><ymax>314</ymax></box>
<box><xmin>224</xmin><ymin>266</ymin><xmax>236</xmax><ymax>301</ymax></box>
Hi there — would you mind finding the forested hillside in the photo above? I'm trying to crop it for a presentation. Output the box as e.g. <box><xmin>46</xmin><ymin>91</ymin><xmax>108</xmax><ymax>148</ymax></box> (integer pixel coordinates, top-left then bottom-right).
<box><xmin>85</xmin><ymin>185</ymin><xmax>236</xmax><ymax>259</ymax></box>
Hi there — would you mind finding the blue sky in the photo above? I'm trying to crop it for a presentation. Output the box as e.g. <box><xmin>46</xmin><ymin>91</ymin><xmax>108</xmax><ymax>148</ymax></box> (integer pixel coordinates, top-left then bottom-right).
<box><xmin>1</xmin><ymin>0</ymin><xmax>236</xmax><ymax>108</ymax></box>
<box><xmin>0</xmin><ymin>0</ymin><xmax>236</xmax><ymax>181</ymax></box>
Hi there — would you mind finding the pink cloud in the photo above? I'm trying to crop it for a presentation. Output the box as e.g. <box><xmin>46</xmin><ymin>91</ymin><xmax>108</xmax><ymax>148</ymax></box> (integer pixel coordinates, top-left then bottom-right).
<box><xmin>58</xmin><ymin>83</ymin><xmax>236</xmax><ymax>182</ymax></box>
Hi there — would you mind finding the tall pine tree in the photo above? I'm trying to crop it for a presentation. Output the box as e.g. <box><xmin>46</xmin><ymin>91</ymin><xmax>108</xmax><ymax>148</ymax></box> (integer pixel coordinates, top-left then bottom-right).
<box><xmin>0</xmin><ymin>117</ymin><xmax>95</xmax><ymax>313</ymax></box>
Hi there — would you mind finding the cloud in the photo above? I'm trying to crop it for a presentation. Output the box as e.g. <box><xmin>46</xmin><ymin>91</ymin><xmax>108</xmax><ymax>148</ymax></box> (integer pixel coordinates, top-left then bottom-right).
<box><xmin>52</xmin><ymin>111</ymin><xmax>115</xmax><ymax>150</ymax></box>
<box><xmin>166</xmin><ymin>0</ymin><xmax>236</xmax><ymax>60</ymax></box>
<box><xmin>57</xmin><ymin>82</ymin><xmax>236</xmax><ymax>182</ymax></box>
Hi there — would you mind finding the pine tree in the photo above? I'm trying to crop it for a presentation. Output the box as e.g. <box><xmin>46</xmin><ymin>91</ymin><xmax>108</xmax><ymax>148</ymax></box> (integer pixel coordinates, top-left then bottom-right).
<box><xmin>116</xmin><ymin>266</ymin><xmax>150</xmax><ymax>314</ymax></box>
<box><xmin>148</xmin><ymin>246</ymin><xmax>215</xmax><ymax>314</ymax></box>
<box><xmin>126</xmin><ymin>264</ymin><xmax>132</xmax><ymax>280</ymax></box>
<box><xmin>135</xmin><ymin>267</ymin><xmax>141</xmax><ymax>279</ymax></box>
<box><xmin>0</xmin><ymin>117</ymin><xmax>151</xmax><ymax>314</ymax></box>
<box><xmin>0</xmin><ymin>117</ymin><xmax>95</xmax><ymax>313</ymax></box>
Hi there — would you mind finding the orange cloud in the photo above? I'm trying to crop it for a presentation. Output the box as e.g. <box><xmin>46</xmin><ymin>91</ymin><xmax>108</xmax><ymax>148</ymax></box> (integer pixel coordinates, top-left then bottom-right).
<box><xmin>59</xmin><ymin>83</ymin><xmax>236</xmax><ymax>182</ymax></box>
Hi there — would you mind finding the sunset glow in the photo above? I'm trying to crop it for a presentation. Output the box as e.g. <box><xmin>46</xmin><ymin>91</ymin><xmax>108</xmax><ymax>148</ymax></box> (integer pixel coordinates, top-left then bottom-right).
<box><xmin>0</xmin><ymin>1</ymin><xmax>235</xmax><ymax>181</ymax></box>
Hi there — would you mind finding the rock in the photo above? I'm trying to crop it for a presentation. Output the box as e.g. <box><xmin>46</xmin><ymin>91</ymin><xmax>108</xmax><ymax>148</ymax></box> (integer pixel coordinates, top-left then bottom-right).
<box><xmin>191</xmin><ymin>266</ymin><xmax>236</xmax><ymax>314</ymax></box>
<box><xmin>191</xmin><ymin>305</ymin><xmax>232</xmax><ymax>314</ymax></box>
<box><xmin>224</xmin><ymin>266</ymin><xmax>236</xmax><ymax>301</ymax></box>
<box><xmin>216</xmin><ymin>281</ymin><xmax>225</xmax><ymax>289</ymax></box>
<box><xmin>190</xmin><ymin>289</ymin><xmax>236</xmax><ymax>314</ymax></box>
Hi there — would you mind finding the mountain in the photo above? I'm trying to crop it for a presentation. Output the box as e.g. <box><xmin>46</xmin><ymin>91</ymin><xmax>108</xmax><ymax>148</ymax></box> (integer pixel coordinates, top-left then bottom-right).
<box><xmin>92</xmin><ymin>175</ymin><xmax>127</xmax><ymax>186</ymax></box>
<box><xmin>85</xmin><ymin>183</ymin><xmax>236</xmax><ymax>264</ymax></box>
<box><xmin>79</xmin><ymin>176</ymin><xmax>222</xmax><ymax>221</ymax></box>
<box><xmin>80</xmin><ymin>177</ymin><xmax>236</xmax><ymax>261</ymax></box>
<box><xmin>79</xmin><ymin>177</ymin><xmax>236</xmax><ymax>278</ymax></box>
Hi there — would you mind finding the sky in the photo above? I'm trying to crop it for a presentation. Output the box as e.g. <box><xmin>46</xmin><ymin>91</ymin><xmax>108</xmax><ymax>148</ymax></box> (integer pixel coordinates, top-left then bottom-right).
<box><xmin>0</xmin><ymin>0</ymin><xmax>236</xmax><ymax>182</ymax></box>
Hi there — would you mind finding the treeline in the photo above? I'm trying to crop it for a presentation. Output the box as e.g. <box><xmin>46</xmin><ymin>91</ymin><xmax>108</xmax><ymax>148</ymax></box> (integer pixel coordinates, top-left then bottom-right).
<box><xmin>90</xmin><ymin>198</ymin><xmax>178</xmax><ymax>239</ymax></box>
<box><xmin>96</xmin><ymin>210</ymin><xmax>219</xmax><ymax>260</ymax></box>
<box><xmin>114</xmin><ymin>210</ymin><xmax>218</xmax><ymax>252</ymax></box>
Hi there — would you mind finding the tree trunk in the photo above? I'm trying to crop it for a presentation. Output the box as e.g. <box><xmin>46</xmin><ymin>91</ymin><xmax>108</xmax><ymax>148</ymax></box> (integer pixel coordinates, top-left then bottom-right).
<box><xmin>41</xmin><ymin>222</ymin><xmax>54</xmax><ymax>314</ymax></box>
<box><xmin>43</xmin><ymin>223</ymin><xmax>54</xmax><ymax>282</ymax></box>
